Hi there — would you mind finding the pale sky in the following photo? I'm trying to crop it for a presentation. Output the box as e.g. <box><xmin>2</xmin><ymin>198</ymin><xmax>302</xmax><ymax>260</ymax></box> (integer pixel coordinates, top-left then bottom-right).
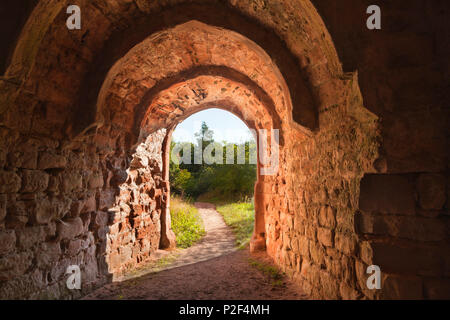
<box><xmin>172</xmin><ymin>108</ymin><xmax>254</xmax><ymax>144</ymax></box>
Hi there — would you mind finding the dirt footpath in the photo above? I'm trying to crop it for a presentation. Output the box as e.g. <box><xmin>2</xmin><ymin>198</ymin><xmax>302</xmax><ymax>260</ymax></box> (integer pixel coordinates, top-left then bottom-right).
<box><xmin>83</xmin><ymin>203</ymin><xmax>307</xmax><ymax>300</ymax></box>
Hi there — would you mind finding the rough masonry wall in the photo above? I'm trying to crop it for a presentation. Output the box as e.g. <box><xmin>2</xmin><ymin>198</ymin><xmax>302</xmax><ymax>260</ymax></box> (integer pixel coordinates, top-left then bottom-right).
<box><xmin>0</xmin><ymin>116</ymin><xmax>169</xmax><ymax>299</ymax></box>
<box><xmin>104</xmin><ymin>129</ymin><xmax>168</xmax><ymax>276</ymax></box>
<box><xmin>312</xmin><ymin>0</ymin><xmax>450</xmax><ymax>299</ymax></box>
<box><xmin>264</xmin><ymin>74</ymin><xmax>380</xmax><ymax>299</ymax></box>
<box><xmin>0</xmin><ymin>132</ymin><xmax>105</xmax><ymax>299</ymax></box>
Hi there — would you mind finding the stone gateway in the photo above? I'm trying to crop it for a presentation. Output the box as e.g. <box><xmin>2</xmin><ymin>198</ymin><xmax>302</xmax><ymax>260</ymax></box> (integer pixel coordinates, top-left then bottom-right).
<box><xmin>0</xmin><ymin>0</ymin><xmax>448</xmax><ymax>300</ymax></box>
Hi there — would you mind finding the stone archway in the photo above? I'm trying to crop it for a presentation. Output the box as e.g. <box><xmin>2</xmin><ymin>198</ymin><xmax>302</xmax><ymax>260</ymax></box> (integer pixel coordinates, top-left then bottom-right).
<box><xmin>85</xmin><ymin>20</ymin><xmax>379</xmax><ymax>296</ymax></box>
<box><xmin>92</xmin><ymin>21</ymin><xmax>296</xmax><ymax>273</ymax></box>
<box><xmin>154</xmin><ymin>78</ymin><xmax>277</xmax><ymax>252</ymax></box>
<box><xmin>0</xmin><ymin>0</ymin><xmax>382</xmax><ymax>300</ymax></box>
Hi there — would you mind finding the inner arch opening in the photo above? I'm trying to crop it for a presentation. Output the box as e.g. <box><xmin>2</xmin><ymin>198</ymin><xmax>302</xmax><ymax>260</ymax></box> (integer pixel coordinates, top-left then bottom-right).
<box><xmin>168</xmin><ymin>109</ymin><xmax>258</xmax><ymax>248</ymax></box>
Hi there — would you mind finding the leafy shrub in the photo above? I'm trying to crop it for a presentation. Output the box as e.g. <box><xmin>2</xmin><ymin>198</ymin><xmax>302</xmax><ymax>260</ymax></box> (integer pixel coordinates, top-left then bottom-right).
<box><xmin>170</xmin><ymin>197</ymin><xmax>206</xmax><ymax>248</ymax></box>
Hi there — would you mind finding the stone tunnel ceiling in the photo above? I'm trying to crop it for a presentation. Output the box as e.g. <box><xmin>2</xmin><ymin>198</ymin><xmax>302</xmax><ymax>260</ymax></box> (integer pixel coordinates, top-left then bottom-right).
<box><xmin>0</xmin><ymin>0</ymin><xmax>448</xmax><ymax>300</ymax></box>
<box><xmin>95</xmin><ymin>21</ymin><xmax>291</xmax><ymax>145</ymax></box>
<box><xmin>141</xmin><ymin>75</ymin><xmax>277</xmax><ymax>134</ymax></box>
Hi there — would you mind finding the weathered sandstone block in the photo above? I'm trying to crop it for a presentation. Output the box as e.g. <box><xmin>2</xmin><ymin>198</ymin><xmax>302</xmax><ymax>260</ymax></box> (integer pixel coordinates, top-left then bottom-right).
<box><xmin>359</xmin><ymin>174</ymin><xmax>415</xmax><ymax>215</ymax></box>
<box><xmin>0</xmin><ymin>171</ymin><xmax>21</xmax><ymax>193</ymax></box>
<box><xmin>20</xmin><ymin>170</ymin><xmax>49</xmax><ymax>193</ymax></box>
<box><xmin>0</xmin><ymin>251</ymin><xmax>33</xmax><ymax>281</ymax></box>
<box><xmin>61</xmin><ymin>172</ymin><xmax>83</xmax><ymax>193</ymax></box>
<box><xmin>0</xmin><ymin>230</ymin><xmax>16</xmax><ymax>255</ymax></box>
<box><xmin>317</xmin><ymin>227</ymin><xmax>334</xmax><ymax>247</ymax></box>
<box><xmin>33</xmin><ymin>198</ymin><xmax>55</xmax><ymax>225</ymax></box>
<box><xmin>16</xmin><ymin>226</ymin><xmax>46</xmax><ymax>250</ymax></box>
<box><xmin>318</xmin><ymin>206</ymin><xmax>336</xmax><ymax>228</ymax></box>
<box><xmin>417</xmin><ymin>174</ymin><xmax>446</xmax><ymax>210</ymax></box>
<box><xmin>88</xmin><ymin>173</ymin><xmax>104</xmax><ymax>189</ymax></box>
<box><xmin>38</xmin><ymin>152</ymin><xmax>67</xmax><ymax>170</ymax></box>
<box><xmin>36</xmin><ymin>242</ymin><xmax>61</xmax><ymax>268</ymax></box>
<box><xmin>56</xmin><ymin>217</ymin><xmax>83</xmax><ymax>240</ymax></box>
<box><xmin>8</xmin><ymin>144</ymin><xmax>38</xmax><ymax>169</ymax></box>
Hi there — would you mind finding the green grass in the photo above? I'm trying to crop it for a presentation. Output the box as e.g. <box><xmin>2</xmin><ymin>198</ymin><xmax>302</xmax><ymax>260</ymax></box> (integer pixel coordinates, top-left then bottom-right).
<box><xmin>215</xmin><ymin>201</ymin><xmax>255</xmax><ymax>249</ymax></box>
<box><xmin>170</xmin><ymin>197</ymin><xmax>206</xmax><ymax>248</ymax></box>
<box><xmin>248</xmin><ymin>258</ymin><xmax>284</xmax><ymax>287</ymax></box>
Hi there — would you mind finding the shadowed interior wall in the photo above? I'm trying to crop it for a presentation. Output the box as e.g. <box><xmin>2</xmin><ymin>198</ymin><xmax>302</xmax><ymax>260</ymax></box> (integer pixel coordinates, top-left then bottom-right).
<box><xmin>313</xmin><ymin>0</ymin><xmax>450</xmax><ymax>299</ymax></box>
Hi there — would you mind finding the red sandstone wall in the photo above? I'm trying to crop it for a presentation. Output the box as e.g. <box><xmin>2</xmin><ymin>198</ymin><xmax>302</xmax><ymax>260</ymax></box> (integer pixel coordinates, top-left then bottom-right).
<box><xmin>0</xmin><ymin>128</ymin><xmax>169</xmax><ymax>298</ymax></box>
<box><xmin>0</xmin><ymin>134</ymin><xmax>105</xmax><ymax>298</ymax></box>
<box><xmin>105</xmin><ymin>129</ymin><xmax>168</xmax><ymax>275</ymax></box>
<box><xmin>265</xmin><ymin>74</ymin><xmax>380</xmax><ymax>299</ymax></box>
<box><xmin>311</xmin><ymin>0</ymin><xmax>450</xmax><ymax>298</ymax></box>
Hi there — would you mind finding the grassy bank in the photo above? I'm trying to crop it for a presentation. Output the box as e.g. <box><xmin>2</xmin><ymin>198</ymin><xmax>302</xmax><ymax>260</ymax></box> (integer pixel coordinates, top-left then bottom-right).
<box><xmin>215</xmin><ymin>201</ymin><xmax>255</xmax><ymax>249</ymax></box>
<box><xmin>170</xmin><ymin>197</ymin><xmax>206</xmax><ymax>248</ymax></box>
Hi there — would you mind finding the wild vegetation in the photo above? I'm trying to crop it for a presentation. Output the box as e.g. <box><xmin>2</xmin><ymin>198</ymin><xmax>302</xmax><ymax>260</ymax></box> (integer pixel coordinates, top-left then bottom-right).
<box><xmin>170</xmin><ymin>196</ymin><xmax>205</xmax><ymax>248</ymax></box>
<box><xmin>215</xmin><ymin>201</ymin><xmax>255</xmax><ymax>248</ymax></box>
<box><xmin>170</xmin><ymin>122</ymin><xmax>256</xmax><ymax>248</ymax></box>
<box><xmin>170</xmin><ymin>122</ymin><xmax>257</xmax><ymax>200</ymax></box>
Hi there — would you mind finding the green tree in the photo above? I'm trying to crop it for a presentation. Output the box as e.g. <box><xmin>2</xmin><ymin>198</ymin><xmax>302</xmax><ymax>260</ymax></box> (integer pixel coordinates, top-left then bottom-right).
<box><xmin>169</xmin><ymin>121</ymin><xmax>257</xmax><ymax>201</ymax></box>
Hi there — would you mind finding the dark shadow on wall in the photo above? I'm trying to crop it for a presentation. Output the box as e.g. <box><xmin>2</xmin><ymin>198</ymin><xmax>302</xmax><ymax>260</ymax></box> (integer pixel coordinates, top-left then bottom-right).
<box><xmin>0</xmin><ymin>0</ymin><xmax>38</xmax><ymax>75</ymax></box>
